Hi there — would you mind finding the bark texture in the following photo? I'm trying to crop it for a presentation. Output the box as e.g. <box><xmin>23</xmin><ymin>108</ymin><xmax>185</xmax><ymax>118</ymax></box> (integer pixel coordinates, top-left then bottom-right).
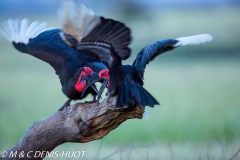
<box><xmin>0</xmin><ymin>96</ymin><xmax>144</xmax><ymax>160</ymax></box>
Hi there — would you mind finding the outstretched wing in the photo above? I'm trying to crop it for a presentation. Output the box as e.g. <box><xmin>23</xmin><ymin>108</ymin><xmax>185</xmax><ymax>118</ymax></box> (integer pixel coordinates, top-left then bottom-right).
<box><xmin>133</xmin><ymin>34</ymin><xmax>213</xmax><ymax>79</ymax></box>
<box><xmin>58</xmin><ymin>0</ymin><xmax>131</xmax><ymax>68</ymax></box>
<box><xmin>0</xmin><ymin>19</ymin><xmax>97</xmax><ymax>84</ymax></box>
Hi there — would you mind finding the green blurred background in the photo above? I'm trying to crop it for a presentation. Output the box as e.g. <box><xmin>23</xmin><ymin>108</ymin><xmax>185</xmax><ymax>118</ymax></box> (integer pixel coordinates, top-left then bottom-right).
<box><xmin>0</xmin><ymin>0</ymin><xmax>239</xmax><ymax>159</ymax></box>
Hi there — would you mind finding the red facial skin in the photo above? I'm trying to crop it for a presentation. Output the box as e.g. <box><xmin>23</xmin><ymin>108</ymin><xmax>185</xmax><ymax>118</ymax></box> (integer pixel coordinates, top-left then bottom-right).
<box><xmin>75</xmin><ymin>67</ymin><xmax>93</xmax><ymax>92</ymax></box>
<box><xmin>98</xmin><ymin>69</ymin><xmax>109</xmax><ymax>79</ymax></box>
<box><xmin>98</xmin><ymin>69</ymin><xmax>110</xmax><ymax>87</ymax></box>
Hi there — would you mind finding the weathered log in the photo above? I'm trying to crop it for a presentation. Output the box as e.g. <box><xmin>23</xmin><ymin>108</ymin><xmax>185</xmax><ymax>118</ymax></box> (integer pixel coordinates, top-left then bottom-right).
<box><xmin>0</xmin><ymin>96</ymin><xmax>144</xmax><ymax>160</ymax></box>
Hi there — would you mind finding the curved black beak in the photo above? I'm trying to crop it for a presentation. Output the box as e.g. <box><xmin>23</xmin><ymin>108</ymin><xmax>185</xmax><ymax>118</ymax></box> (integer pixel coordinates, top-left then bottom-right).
<box><xmin>81</xmin><ymin>73</ymin><xmax>101</xmax><ymax>97</ymax></box>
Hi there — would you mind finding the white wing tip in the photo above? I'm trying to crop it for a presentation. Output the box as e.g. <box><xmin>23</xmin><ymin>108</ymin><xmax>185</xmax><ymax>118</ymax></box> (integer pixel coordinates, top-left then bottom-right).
<box><xmin>174</xmin><ymin>33</ymin><xmax>213</xmax><ymax>47</ymax></box>
<box><xmin>58</xmin><ymin>0</ymin><xmax>100</xmax><ymax>41</ymax></box>
<box><xmin>0</xmin><ymin>18</ymin><xmax>53</xmax><ymax>44</ymax></box>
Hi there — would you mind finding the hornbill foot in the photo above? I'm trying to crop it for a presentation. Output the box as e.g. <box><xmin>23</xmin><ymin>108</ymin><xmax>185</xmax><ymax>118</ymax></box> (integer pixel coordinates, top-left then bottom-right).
<box><xmin>84</xmin><ymin>100</ymin><xmax>97</xmax><ymax>103</ymax></box>
<box><xmin>58</xmin><ymin>98</ymin><xmax>72</xmax><ymax>111</ymax></box>
<box><xmin>85</xmin><ymin>100</ymin><xmax>97</xmax><ymax>103</ymax></box>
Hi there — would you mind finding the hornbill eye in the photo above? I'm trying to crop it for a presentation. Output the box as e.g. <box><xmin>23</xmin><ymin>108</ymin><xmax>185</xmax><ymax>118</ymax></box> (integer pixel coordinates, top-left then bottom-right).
<box><xmin>84</xmin><ymin>67</ymin><xmax>93</xmax><ymax>75</ymax></box>
<box><xmin>98</xmin><ymin>69</ymin><xmax>109</xmax><ymax>79</ymax></box>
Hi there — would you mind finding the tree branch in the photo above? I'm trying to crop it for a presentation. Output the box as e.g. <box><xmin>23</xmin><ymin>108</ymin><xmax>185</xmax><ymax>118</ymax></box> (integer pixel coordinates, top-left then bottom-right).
<box><xmin>0</xmin><ymin>96</ymin><xmax>144</xmax><ymax>160</ymax></box>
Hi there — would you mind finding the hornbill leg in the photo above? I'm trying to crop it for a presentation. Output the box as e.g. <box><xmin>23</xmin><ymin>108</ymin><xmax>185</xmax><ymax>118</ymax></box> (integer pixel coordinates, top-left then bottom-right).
<box><xmin>106</xmin><ymin>91</ymin><xmax>111</xmax><ymax>103</ymax></box>
<box><xmin>91</xmin><ymin>95</ymin><xmax>97</xmax><ymax>103</ymax></box>
<box><xmin>58</xmin><ymin>98</ymin><xmax>72</xmax><ymax>111</ymax></box>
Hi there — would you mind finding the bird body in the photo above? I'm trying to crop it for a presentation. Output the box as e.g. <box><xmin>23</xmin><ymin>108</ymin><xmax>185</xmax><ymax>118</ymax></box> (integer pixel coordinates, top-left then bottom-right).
<box><xmin>108</xmin><ymin>64</ymin><xmax>159</xmax><ymax>108</ymax></box>
<box><xmin>86</xmin><ymin>35</ymin><xmax>213</xmax><ymax>108</ymax></box>
<box><xmin>114</xmin><ymin>35</ymin><xmax>212</xmax><ymax>108</ymax></box>
<box><xmin>0</xmin><ymin>0</ymin><xmax>213</xmax><ymax>110</ymax></box>
<box><xmin>1</xmin><ymin>21</ymin><xmax>104</xmax><ymax>105</ymax></box>
<box><xmin>12</xmin><ymin>29</ymin><xmax>96</xmax><ymax>84</ymax></box>
<box><xmin>0</xmin><ymin>1</ymin><xmax>131</xmax><ymax>109</ymax></box>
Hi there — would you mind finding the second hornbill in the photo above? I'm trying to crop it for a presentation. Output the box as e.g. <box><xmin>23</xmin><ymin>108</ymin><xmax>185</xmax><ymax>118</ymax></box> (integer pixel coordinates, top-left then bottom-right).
<box><xmin>0</xmin><ymin>1</ymin><xmax>131</xmax><ymax>110</ymax></box>
<box><xmin>84</xmin><ymin>33</ymin><xmax>213</xmax><ymax>108</ymax></box>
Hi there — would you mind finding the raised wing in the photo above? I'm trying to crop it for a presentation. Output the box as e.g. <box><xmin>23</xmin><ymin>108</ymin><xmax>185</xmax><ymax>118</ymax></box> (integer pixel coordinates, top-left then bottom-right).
<box><xmin>133</xmin><ymin>34</ymin><xmax>213</xmax><ymax>79</ymax></box>
<box><xmin>58</xmin><ymin>0</ymin><xmax>131</xmax><ymax>68</ymax></box>
<box><xmin>0</xmin><ymin>18</ymin><xmax>98</xmax><ymax>84</ymax></box>
<box><xmin>0</xmin><ymin>18</ymin><xmax>53</xmax><ymax>44</ymax></box>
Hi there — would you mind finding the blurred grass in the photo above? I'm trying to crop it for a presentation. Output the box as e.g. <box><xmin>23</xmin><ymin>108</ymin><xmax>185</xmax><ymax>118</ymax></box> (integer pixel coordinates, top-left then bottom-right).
<box><xmin>0</xmin><ymin>5</ymin><xmax>240</xmax><ymax>160</ymax></box>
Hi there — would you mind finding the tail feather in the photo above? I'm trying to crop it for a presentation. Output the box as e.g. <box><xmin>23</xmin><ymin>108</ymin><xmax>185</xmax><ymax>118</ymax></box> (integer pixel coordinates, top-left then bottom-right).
<box><xmin>138</xmin><ymin>86</ymin><xmax>159</xmax><ymax>107</ymax></box>
<box><xmin>116</xmin><ymin>78</ymin><xmax>134</xmax><ymax>107</ymax></box>
<box><xmin>116</xmin><ymin>83</ymin><xmax>126</xmax><ymax>107</ymax></box>
<box><xmin>116</xmin><ymin>76</ymin><xmax>159</xmax><ymax>108</ymax></box>
<box><xmin>138</xmin><ymin>87</ymin><xmax>146</xmax><ymax>108</ymax></box>
<box><xmin>0</xmin><ymin>18</ymin><xmax>53</xmax><ymax>44</ymax></box>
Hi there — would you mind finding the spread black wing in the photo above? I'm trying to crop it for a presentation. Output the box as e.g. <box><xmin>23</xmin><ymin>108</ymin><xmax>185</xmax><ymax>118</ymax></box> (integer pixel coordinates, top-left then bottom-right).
<box><xmin>133</xmin><ymin>39</ymin><xmax>178</xmax><ymax>79</ymax></box>
<box><xmin>58</xmin><ymin>1</ymin><xmax>132</xmax><ymax>68</ymax></box>
<box><xmin>133</xmin><ymin>33</ymin><xmax>213</xmax><ymax>80</ymax></box>
<box><xmin>81</xmin><ymin>17</ymin><xmax>131</xmax><ymax>59</ymax></box>
<box><xmin>0</xmin><ymin>19</ymin><xmax>98</xmax><ymax>85</ymax></box>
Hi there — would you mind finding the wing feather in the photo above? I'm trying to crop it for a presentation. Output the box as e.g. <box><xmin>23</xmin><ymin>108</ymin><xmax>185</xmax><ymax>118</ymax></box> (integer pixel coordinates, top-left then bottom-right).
<box><xmin>174</xmin><ymin>34</ymin><xmax>213</xmax><ymax>47</ymax></box>
<box><xmin>58</xmin><ymin>0</ymin><xmax>131</xmax><ymax>67</ymax></box>
<box><xmin>0</xmin><ymin>18</ymin><xmax>53</xmax><ymax>44</ymax></box>
<box><xmin>58</xmin><ymin>0</ymin><xmax>100</xmax><ymax>42</ymax></box>
<box><xmin>133</xmin><ymin>34</ymin><xmax>213</xmax><ymax>79</ymax></box>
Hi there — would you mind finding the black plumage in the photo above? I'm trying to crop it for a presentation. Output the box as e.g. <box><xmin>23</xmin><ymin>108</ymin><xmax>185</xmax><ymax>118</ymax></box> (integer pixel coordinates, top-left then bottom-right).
<box><xmin>0</xmin><ymin>1</ymin><xmax>132</xmax><ymax>110</ymax></box>
<box><xmin>85</xmin><ymin>34</ymin><xmax>212</xmax><ymax>108</ymax></box>
<box><xmin>8</xmin><ymin>28</ymin><xmax>106</xmax><ymax>110</ymax></box>
<box><xmin>108</xmin><ymin>39</ymin><xmax>179</xmax><ymax>108</ymax></box>
<box><xmin>1</xmin><ymin>1</ymin><xmax>212</xmax><ymax>110</ymax></box>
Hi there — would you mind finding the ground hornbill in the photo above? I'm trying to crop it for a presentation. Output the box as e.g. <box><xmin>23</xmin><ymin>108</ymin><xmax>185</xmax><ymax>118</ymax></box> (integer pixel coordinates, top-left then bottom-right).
<box><xmin>0</xmin><ymin>1</ymin><xmax>131</xmax><ymax>110</ymax></box>
<box><xmin>84</xmin><ymin>35</ymin><xmax>213</xmax><ymax>108</ymax></box>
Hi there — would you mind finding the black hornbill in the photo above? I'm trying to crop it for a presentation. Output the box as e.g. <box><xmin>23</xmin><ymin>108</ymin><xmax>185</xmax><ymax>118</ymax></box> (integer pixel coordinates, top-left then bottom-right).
<box><xmin>0</xmin><ymin>1</ymin><xmax>131</xmax><ymax>110</ymax></box>
<box><xmin>84</xmin><ymin>34</ymin><xmax>213</xmax><ymax>108</ymax></box>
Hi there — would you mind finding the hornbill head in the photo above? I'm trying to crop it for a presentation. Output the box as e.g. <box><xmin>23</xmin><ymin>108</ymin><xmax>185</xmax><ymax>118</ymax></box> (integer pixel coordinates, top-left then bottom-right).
<box><xmin>81</xmin><ymin>63</ymin><xmax>110</xmax><ymax>101</ymax></box>
<box><xmin>74</xmin><ymin>67</ymin><xmax>99</xmax><ymax>94</ymax></box>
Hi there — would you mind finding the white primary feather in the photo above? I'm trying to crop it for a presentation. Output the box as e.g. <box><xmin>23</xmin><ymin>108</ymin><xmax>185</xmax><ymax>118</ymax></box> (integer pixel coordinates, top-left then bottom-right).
<box><xmin>20</xmin><ymin>18</ymin><xmax>29</xmax><ymax>37</ymax></box>
<box><xmin>11</xmin><ymin>19</ymin><xmax>19</xmax><ymax>39</ymax></box>
<box><xmin>173</xmin><ymin>34</ymin><xmax>213</xmax><ymax>47</ymax></box>
<box><xmin>1</xmin><ymin>21</ymin><xmax>12</xmax><ymax>41</ymax></box>
<box><xmin>7</xmin><ymin>19</ymin><xmax>15</xmax><ymax>36</ymax></box>
<box><xmin>30</xmin><ymin>22</ymin><xmax>48</xmax><ymax>38</ymax></box>
<box><xmin>25</xmin><ymin>21</ymin><xmax>40</xmax><ymax>39</ymax></box>
<box><xmin>0</xmin><ymin>26</ymin><xmax>10</xmax><ymax>41</ymax></box>
<box><xmin>58</xmin><ymin>0</ymin><xmax>100</xmax><ymax>41</ymax></box>
<box><xmin>0</xmin><ymin>18</ymin><xmax>53</xmax><ymax>44</ymax></box>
